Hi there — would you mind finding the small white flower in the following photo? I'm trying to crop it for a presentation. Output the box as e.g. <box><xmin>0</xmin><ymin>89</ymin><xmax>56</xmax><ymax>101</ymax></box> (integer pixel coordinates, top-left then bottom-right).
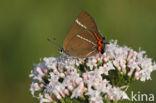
<box><xmin>39</xmin><ymin>93</ymin><xmax>53</xmax><ymax>103</ymax></box>
<box><xmin>30</xmin><ymin>83</ymin><xmax>41</xmax><ymax>96</ymax></box>
<box><xmin>71</xmin><ymin>82</ymin><xmax>85</xmax><ymax>98</ymax></box>
<box><xmin>36</xmin><ymin>67</ymin><xmax>44</xmax><ymax>76</ymax></box>
<box><xmin>89</xmin><ymin>91</ymin><xmax>103</xmax><ymax>103</ymax></box>
<box><xmin>86</xmin><ymin>57</ymin><xmax>97</xmax><ymax>70</ymax></box>
<box><xmin>44</xmin><ymin>93</ymin><xmax>53</xmax><ymax>102</ymax></box>
<box><xmin>107</xmin><ymin>86</ymin><xmax>129</xmax><ymax>101</ymax></box>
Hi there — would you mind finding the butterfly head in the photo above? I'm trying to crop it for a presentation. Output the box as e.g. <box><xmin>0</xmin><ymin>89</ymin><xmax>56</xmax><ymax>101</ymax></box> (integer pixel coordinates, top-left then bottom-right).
<box><xmin>60</xmin><ymin>48</ymin><xmax>64</xmax><ymax>53</ymax></box>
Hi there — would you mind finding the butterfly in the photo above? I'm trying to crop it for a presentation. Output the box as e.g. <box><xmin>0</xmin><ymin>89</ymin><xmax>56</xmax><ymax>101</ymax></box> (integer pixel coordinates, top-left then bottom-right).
<box><xmin>61</xmin><ymin>11</ymin><xmax>106</xmax><ymax>58</ymax></box>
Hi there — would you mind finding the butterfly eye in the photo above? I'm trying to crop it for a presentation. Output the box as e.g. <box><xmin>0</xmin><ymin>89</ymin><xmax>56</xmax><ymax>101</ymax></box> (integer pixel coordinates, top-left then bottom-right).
<box><xmin>60</xmin><ymin>48</ymin><xmax>64</xmax><ymax>52</ymax></box>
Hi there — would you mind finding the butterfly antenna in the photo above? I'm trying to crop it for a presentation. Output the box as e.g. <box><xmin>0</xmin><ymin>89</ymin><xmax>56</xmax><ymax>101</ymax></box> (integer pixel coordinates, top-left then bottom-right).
<box><xmin>47</xmin><ymin>37</ymin><xmax>62</xmax><ymax>49</ymax></box>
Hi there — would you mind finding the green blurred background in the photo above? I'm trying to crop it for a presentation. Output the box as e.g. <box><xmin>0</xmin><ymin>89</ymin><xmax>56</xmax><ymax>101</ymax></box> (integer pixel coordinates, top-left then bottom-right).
<box><xmin>0</xmin><ymin>0</ymin><xmax>156</xmax><ymax>103</ymax></box>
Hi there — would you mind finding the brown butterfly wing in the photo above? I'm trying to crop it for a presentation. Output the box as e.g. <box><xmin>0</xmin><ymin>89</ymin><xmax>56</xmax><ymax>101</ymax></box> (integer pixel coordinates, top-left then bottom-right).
<box><xmin>76</xmin><ymin>11</ymin><xmax>99</xmax><ymax>33</ymax></box>
<box><xmin>64</xmin><ymin>30</ymin><xmax>98</xmax><ymax>57</ymax></box>
<box><xmin>76</xmin><ymin>11</ymin><xmax>103</xmax><ymax>39</ymax></box>
<box><xmin>63</xmin><ymin>11</ymin><xmax>100</xmax><ymax>51</ymax></box>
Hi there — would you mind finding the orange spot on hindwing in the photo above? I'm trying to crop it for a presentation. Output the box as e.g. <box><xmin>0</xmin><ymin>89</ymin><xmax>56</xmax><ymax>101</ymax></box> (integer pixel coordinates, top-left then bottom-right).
<box><xmin>94</xmin><ymin>33</ymin><xmax>103</xmax><ymax>53</ymax></box>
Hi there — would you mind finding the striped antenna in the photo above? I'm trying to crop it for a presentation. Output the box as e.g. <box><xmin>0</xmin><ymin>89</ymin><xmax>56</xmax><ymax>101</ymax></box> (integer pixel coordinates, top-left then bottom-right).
<box><xmin>47</xmin><ymin>37</ymin><xmax>62</xmax><ymax>50</ymax></box>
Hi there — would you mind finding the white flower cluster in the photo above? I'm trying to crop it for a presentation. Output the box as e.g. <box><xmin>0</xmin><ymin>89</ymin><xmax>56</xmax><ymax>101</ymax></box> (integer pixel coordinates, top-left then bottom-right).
<box><xmin>106</xmin><ymin>40</ymin><xmax>156</xmax><ymax>81</ymax></box>
<box><xmin>30</xmin><ymin>40</ymin><xmax>156</xmax><ymax>103</ymax></box>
